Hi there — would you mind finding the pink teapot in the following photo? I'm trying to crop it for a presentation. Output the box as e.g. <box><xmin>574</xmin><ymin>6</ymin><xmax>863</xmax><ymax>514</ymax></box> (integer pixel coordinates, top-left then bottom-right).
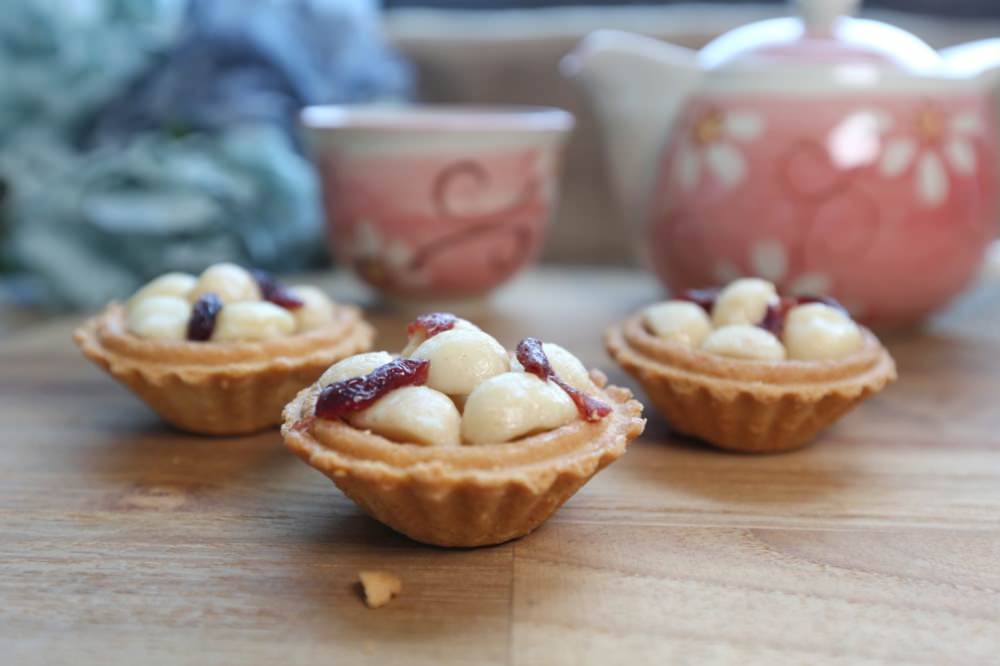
<box><xmin>564</xmin><ymin>0</ymin><xmax>1000</xmax><ymax>325</ymax></box>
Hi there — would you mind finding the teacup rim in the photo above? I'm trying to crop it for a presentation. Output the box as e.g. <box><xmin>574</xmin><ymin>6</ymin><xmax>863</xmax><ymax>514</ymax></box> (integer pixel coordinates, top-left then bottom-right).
<box><xmin>300</xmin><ymin>104</ymin><xmax>575</xmax><ymax>133</ymax></box>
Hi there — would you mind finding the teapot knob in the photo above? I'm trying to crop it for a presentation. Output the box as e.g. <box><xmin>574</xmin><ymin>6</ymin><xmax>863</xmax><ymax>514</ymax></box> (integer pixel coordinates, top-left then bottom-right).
<box><xmin>795</xmin><ymin>0</ymin><xmax>860</xmax><ymax>32</ymax></box>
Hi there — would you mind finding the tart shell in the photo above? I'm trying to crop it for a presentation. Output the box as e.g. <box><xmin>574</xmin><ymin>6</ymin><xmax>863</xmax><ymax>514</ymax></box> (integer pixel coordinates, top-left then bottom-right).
<box><xmin>74</xmin><ymin>303</ymin><xmax>374</xmax><ymax>436</ymax></box>
<box><xmin>281</xmin><ymin>370</ymin><xmax>645</xmax><ymax>547</ymax></box>
<box><xmin>606</xmin><ymin>314</ymin><xmax>896</xmax><ymax>454</ymax></box>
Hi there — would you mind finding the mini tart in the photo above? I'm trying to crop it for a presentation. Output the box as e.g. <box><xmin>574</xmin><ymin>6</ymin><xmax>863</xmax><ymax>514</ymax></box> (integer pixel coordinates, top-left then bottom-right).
<box><xmin>281</xmin><ymin>369</ymin><xmax>644</xmax><ymax>547</ymax></box>
<box><xmin>74</xmin><ymin>303</ymin><xmax>373</xmax><ymax>435</ymax></box>
<box><xmin>606</xmin><ymin>313</ymin><xmax>896</xmax><ymax>453</ymax></box>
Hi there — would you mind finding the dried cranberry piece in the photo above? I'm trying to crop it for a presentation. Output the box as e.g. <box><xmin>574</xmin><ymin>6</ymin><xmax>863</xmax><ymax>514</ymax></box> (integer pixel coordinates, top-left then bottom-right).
<box><xmin>515</xmin><ymin>337</ymin><xmax>611</xmax><ymax>422</ymax></box>
<box><xmin>187</xmin><ymin>293</ymin><xmax>223</xmax><ymax>341</ymax></box>
<box><xmin>759</xmin><ymin>294</ymin><xmax>848</xmax><ymax>337</ymax></box>
<box><xmin>266</xmin><ymin>289</ymin><xmax>304</xmax><ymax>310</ymax></box>
<box><xmin>315</xmin><ymin>358</ymin><xmax>430</xmax><ymax>420</ymax></box>
<box><xmin>250</xmin><ymin>268</ymin><xmax>304</xmax><ymax>310</ymax></box>
<box><xmin>759</xmin><ymin>297</ymin><xmax>796</xmax><ymax>336</ymax></box>
<box><xmin>292</xmin><ymin>415</ymin><xmax>317</xmax><ymax>432</ymax></box>
<box><xmin>796</xmin><ymin>294</ymin><xmax>847</xmax><ymax>313</ymax></box>
<box><xmin>407</xmin><ymin>312</ymin><xmax>458</xmax><ymax>338</ymax></box>
<box><xmin>678</xmin><ymin>287</ymin><xmax>720</xmax><ymax>313</ymax></box>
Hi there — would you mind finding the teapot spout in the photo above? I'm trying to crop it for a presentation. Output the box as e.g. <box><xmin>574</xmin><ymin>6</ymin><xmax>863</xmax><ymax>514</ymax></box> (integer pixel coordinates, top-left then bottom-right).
<box><xmin>562</xmin><ymin>30</ymin><xmax>700</xmax><ymax>230</ymax></box>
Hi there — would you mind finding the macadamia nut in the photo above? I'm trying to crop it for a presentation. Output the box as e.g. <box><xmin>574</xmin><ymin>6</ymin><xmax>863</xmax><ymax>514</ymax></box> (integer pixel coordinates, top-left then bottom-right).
<box><xmin>643</xmin><ymin>301</ymin><xmax>712</xmax><ymax>347</ymax></box>
<box><xmin>783</xmin><ymin>303</ymin><xmax>863</xmax><ymax>361</ymax></box>
<box><xmin>189</xmin><ymin>263</ymin><xmax>261</xmax><ymax>305</ymax></box>
<box><xmin>711</xmin><ymin>278</ymin><xmax>778</xmax><ymax>327</ymax></box>
<box><xmin>401</xmin><ymin>317</ymin><xmax>480</xmax><ymax>357</ymax></box>
<box><xmin>287</xmin><ymin>285</ymin><xmax>334</xmax><ymax>332</ymax></box>
<box><xmin>461</xmin><ymin>372</ymin><xmax>577</xmax><ymax>444</ymax></box>
<box><xmin>410</xmin><ymin>329</ymin><xmax>509</xmax><ymax>395</ymax></box>
<box><xmin>318</xmin><ymin>352</ymin><xmax>395</xmax><ymax>386</ymax></box>
<box><xmin>702</xmin><ymin>324</ymin><xmax>786</xmax><ymax>361</ymax></box>
<box><xmin>211</xmin><ymin>301</ymin><xmax>295</xmax><ymax>342</ymax></box>
<box><xmin>351</xmin><ymin>386</ymin><xmax>461</xmax><ymax>446</ymax></box>
<box><xmin>128</xmin><ymin>273</ymin><xmax>197</xmax><ymax>310</ymax></box>
<box><xmin>126</xmin><ymin>296</ymin><xmax>191</xmax><ymax>341</ymax></box>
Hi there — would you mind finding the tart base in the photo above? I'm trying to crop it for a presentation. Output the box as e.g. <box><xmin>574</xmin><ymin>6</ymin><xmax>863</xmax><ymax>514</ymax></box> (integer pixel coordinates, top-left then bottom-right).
<box><xmin>74</xmin><ymin>304</ymin><xmax>374</xmax><ymax>436</ymax></box>
<box><xmin>606</xmin><ymin>318</ymin><xmax>896</xmax><ymax>454</ymax></box>
<box><xmin>281</xmin><ymin>371</ymin><xmax>645</xmax><ymax>547</ymax></box>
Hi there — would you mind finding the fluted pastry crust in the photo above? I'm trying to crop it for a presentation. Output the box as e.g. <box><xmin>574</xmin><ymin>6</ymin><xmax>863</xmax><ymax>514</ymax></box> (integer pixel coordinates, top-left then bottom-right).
<box><xmin>74</xmin><ymin>303</ymin><xmax>374</xmax><ymax>435</ymax></box>
<box><xmin>606</xmin><ymin>313</ymin><xmax>896</xmax><ymax>453</ymax></box>
<box><xmin>281</xmin><ymin>370</ymin><xmax>645</xmax><ymax>547</ymax></box>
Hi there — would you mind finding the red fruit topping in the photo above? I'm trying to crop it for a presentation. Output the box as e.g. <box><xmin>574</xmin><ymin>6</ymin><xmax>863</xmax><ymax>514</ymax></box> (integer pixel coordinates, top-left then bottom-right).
<box><xmin>407</xmin><ymin>312</ymin><xmax>458</xmax><ymax>339</ymax></box>
<box><xmin>679</xmin><ymin>287</ymin><xmax>720</xmax><ymax>313</ymax></box>
<box><xmin>251</xmin><ymin>268</ymin><xmax>304</xmax><ymax>310</ymax></box>
<box><xmin>760</xmin><ymin>297</ymin><xmax>796</xmax><ymax>336</ymax></box>
<box><xmin>759</xmin><ymin>294</ymin><xmax>849</xmax><ymax>336</ymax></box>
<box><xmin>797</xmin><ymin>294</ymin><xmax>847</xmax><ymax>313</ymax></box>
<box><xmin>315</xmin><ymin>358</ymin><xmax>430</xmax><ymax>420</ymax></box>
<box><xmin>187</xmin><ymin>293</ymin><xmax>223</xmax><ymax>341</ymax></box>
<box><xmin>515</xmin><ymin>337</ymin><xmax>611</xmax><ymax>422</ymax></box>
<box><xmin>292</xmin><ymin>415</ymin><xmax>317</xmax><ymax>432</ymax></box>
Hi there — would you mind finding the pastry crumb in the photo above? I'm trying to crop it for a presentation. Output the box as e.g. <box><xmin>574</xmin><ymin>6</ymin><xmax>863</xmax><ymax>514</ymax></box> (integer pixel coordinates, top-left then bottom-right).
<box><xmin>358</xmin><ymin>570</ymin><xmax>401</xmax><ymax>608</ymax></box>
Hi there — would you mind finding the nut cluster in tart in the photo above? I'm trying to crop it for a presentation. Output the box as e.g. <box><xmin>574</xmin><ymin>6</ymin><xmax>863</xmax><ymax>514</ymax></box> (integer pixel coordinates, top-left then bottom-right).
<box><xmin>281</xmin><ymin>313</ymin><xmax>645</xmax><ymax>547</ymax></box>
<box><xmin>74</xmin><ymin>263</ymin><xmax>374</xmax><ymax>435</ymax></box>
<box><xmin>606</xmin><ymin>278</ymin><xmax>896</xmax><ymax>453</ymax></box>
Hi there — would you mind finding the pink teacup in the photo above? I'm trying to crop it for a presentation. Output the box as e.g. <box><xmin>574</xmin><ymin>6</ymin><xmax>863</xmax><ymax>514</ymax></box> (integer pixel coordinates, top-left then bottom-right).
<box><xmin>301</xmin><ymin>105</ymin><xmax>574</xmax><ymax>299</ymax></box>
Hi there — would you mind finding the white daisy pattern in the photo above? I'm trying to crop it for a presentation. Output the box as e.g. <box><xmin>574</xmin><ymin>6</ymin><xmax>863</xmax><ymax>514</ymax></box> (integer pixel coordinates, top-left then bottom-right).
<box><xmin>674</xmin><ymin>108</ymin><xmax>764</xmax><ymax>191</ymax></box>
<box><xmin>878</xmin><ymin>105</ymin><xmax>983</xmax><ymax>207</ymax></box>
<box><xmin>350</xmin><ymin>219</ymin><xmax>429</xmax><ymax>288</ymax></box>
<box><xmin>713</xmin><ymin>239</ymin><xmax>834</xmax><ymax>298</ymax></box>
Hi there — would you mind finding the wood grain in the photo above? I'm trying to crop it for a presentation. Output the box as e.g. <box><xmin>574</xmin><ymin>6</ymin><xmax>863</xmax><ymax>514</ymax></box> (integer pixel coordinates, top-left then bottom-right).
<box><xmin>1</xmin><ymin>268</ymin><xmax>999</xmax><ymax>665</ymax></box>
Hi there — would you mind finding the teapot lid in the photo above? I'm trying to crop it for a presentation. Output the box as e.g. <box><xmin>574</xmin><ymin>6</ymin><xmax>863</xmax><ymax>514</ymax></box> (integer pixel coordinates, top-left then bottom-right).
<box><xmin>699</xmin><ymin>0</ymin><xmax>942</xmax><ymax>74</ymax></box>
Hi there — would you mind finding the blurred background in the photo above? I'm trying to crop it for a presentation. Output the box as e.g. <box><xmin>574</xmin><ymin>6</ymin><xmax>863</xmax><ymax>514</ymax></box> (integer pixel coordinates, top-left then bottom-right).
<box><xmin>2</xmin><ymin>0</ymin><xmax>999</xmax><ymax>325</ymax></box>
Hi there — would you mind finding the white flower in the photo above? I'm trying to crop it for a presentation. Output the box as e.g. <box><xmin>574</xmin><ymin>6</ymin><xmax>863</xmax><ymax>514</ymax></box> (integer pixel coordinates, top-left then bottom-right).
<box><xmin>354</xmin><ymin>220</ymin><xmax>409</xmax><ymax>268</ymax></box>
<box><xmin>878</xmin><ymin>107</ymin><xmax>982</xmax><ymax>207</ymax></box>
<box><xmin>351</xmin><ymin>219</ymin><xmax>428</xmax><ymax>287</ymax></box>
<box><xmin>713</xmin><ymin>239</ymin><xmax>833</xmax><ymax>297</ymax></box>
<box><xmin>675</xmin><ymin>110</ymin><xmax>763</xmax><ymax>191</ymax></box>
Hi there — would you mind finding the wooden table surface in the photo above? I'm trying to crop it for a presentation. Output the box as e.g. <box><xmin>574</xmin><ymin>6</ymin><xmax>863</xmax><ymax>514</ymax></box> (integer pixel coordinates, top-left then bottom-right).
<box><xmin>2</xmin><ymin>267</ymin><xmax>1000</xmax><ymax>665</ymax></box>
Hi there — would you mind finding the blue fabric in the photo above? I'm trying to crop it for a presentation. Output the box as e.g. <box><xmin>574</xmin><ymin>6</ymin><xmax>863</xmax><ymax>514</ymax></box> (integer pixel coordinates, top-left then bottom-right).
<box><xmin>90</xmin><ymin>0</ymin><xmax>412</xmax><ymax>144</ymax></box>
<box><xmin>0</xmin><ymin>0</ymin><xmax>411</xmax><ymax>310</ymax></box>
